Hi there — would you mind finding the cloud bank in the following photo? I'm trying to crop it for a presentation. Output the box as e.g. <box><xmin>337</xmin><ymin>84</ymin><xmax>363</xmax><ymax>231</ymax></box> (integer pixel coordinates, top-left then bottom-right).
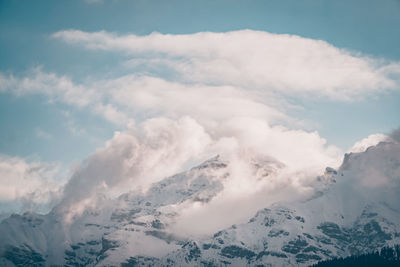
<box><xmin>1</xmin><ymin>29</ymin><xmax>399</xmax><ymax>226</ymax></box>
<box><xmin>53</xmin><ymin>29</ymin><xmax>400</xmax><ymax>100</ymax></box>
<box><xmin>56</xmin><ymin>115</ymin><xmax>342</xmax><ymax>225</ymax></box>
<box><xmin>0</xmin><ymin>155</ymin><xmax>64</xmax><ymax>217</ymax></box>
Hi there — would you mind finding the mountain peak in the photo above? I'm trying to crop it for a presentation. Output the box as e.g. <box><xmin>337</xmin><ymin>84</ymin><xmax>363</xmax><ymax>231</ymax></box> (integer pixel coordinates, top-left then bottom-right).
<box><xmin>0</xmin><ymin>142</ymin><xmax>399</xmax><ymax>266</ymax></box>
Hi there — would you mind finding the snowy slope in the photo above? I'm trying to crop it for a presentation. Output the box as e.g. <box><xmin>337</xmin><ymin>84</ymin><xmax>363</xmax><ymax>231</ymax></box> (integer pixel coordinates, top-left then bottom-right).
<box><xmin>0</xmin><ymin>156</ymin><xmax>230</xmax><ymax>266</ymax></box>
<box><xmin>0</xmin><ymin>142</ymin><xmax>399</xmax><ymax>266</ymax></box>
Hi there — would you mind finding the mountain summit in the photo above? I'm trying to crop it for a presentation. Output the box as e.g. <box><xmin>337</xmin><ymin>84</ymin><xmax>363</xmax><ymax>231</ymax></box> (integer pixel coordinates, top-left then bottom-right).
<box><xmin>1</xmin><ymin>141</ymin><xmax>399</xmax><ymax>266</ymax></box>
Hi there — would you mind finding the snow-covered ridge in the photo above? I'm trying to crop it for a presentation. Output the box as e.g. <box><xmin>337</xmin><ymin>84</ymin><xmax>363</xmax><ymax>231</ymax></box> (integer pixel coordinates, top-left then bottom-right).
<box><xmin>0</xmin><ymin>141</ymin><xmax>399</xmax><ymax>266</ymax></box>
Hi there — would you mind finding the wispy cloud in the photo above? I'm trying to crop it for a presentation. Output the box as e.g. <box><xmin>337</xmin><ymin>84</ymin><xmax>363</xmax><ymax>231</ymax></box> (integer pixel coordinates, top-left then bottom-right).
<box><xmin>35</xmin><ymin>127</ymin><xmax>53</xmax><ymax>140</ymax></box>
<box><xmin>0</xmin><ymin>67</ymin><xmax>96</xmax><ymax>107</ymax></box>
<box><xmin>0</xmin><ymin>67</ymin><xmax>129</xmax><ymax>125</ymax></box>
<box><xmin>53</xmin><ymin>29</ymin><xmax>400</xmax><ymax>100</ymax></box>
<box><xmin>2</xmin><ymin>29</ymin><xmax>398</xmax><ymax>223</ymax></box>
<box><xmin>0</xmin><ymin>68</ymin><xmax>286</xmax><ymax>127</ymax></box>
<box><xmin>0</xmin><ymin>155</ymin><xmax>65</xmax><ymax>214</ymax></box>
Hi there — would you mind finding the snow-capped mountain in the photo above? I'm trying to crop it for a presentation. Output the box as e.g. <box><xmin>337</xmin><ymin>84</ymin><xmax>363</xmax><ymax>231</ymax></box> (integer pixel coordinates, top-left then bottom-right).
<box><xmin>0</xmin><ymin>142</ymin><xmax>399</xmax><ymax>266</ymax></box>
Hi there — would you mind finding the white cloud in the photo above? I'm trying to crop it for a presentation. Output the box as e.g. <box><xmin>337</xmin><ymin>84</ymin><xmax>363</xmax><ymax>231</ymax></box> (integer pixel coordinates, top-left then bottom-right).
<box><xmin>3</xmin><ymin>30</ymin><xmax>399</xmax><ymax>130</ymax></box>
<box><xmin>57</xmin><ymin>114</ymin><xmax>342</xmax><ymax>224</ymax></box>
<box><xmin>0</xmin><ymin>155</ymin><xmax>65</xmax><ymax>214</ymax></box>
<box><xmin>107</xmin><ymin>75</ymin><xmax>288</xmax><ymax>126</ymax></box>
<box><xmin>348</xmin><ymin>133</ymin><xmax>390</xmax><ymax>153</ymax></box>
<box><xmin>338</xmin><ymin>141</ymin><xmax>400</xmax><ymax>216</ymax></box>
<box><xmin>0</xmin><ymin>67</ymin><xmax>129</xmax><ymax>126</ymax></box>
<box><xmin>0</xmin><ymin>67</ymin><xmax>96</xmax><ymax>107</ymax></box>
<box><xmin>3</xmin><ymin>29</ymin><xmax>397</xmax><ymax>225</ymax></box>
<box><xmin>0</xmin><ymin>67</ymin><xmax>343</xmax><ymax>223</ymax></box>
<box><xmin>59</xmin><ymin>117</ymin><xmax>213</xmax><ymax>215</ymax></box>
<box><xmin>0</xmin><ymin>68</ymin><xmax>288</xmax><ymax>128</ymax></box>
<box><xmin>93</xmin><ymin>103</ymin><xmax>131</xmax><ymax>125</ymax></box>
<box><xmin>53</xmin><ymin>29</ymin><xmax>400</xmax><ymax>100</ymax></box>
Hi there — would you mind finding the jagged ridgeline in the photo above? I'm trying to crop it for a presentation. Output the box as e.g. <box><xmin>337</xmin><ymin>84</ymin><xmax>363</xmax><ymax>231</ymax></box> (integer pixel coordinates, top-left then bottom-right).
<box><xmin>312</xmin><ymin>245</ymin><xmax>400</xmax><ymax>267</ymax></box>
<box><xmin>0</xmin><ymin>142</ymin><xmax>400</xmax><ymax>266</ymax></box>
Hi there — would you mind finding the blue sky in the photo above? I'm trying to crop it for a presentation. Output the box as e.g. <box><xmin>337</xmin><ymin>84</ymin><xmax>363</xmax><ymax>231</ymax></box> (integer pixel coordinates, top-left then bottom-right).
<box><xmin>0</xmin><ymin>0</ymin><xmax>399</xmax><ymax>180</ymax></box>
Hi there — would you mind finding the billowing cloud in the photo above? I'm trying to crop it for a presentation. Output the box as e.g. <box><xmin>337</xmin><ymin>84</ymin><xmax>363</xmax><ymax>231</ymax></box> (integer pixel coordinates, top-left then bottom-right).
<box><xmin>337</xmin><ymin>141</ymin><xmax>400</xmax><ymax>221</ymax></box>
<box><xmin>2</xmin><ymin>29</ymin><xmax>397</xmax><ymax>230</ymax></box>
<box><xmin>348</xmin><ymin>133</ymin><xmax>390</xmax><ymax>153</ymax></box>
<box><xmin>59</xmin><ymin>117</ymin><xmax>212</xmax><ymax>216</ymax></box>
<box><xmin>57</xmin><ymin>114</ymin><xmax>342</xmax><ymax>225</ymax></box>
<box><xmin>53</xmin><ymin>29</ymin><xmax>400</xmax><ymax>100</ymax></box>
<box><xmin>0</xmin><ymin>155</ymin><xmax>65</xmax><ymax>215</ymax></box>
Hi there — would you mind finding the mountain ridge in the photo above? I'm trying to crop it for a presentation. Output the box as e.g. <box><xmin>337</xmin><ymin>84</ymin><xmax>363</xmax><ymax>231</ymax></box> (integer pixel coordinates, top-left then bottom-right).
<box><xmin>0</xmin><ymin>141</ymin><xmax>399</xmax><ymax>266</ymax></box>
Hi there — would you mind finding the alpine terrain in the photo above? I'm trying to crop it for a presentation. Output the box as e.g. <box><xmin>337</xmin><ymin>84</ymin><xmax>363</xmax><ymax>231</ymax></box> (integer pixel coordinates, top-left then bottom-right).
<box><xmin>0</xmin><ymin>140</ymin><xmax>399</xmax><ymax>266</ymax></box>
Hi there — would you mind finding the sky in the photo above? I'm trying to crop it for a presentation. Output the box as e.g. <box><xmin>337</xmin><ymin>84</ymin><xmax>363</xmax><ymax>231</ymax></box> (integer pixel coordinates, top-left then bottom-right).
<box><xmin>0</xmin><ymin>0</ymin><xmax>399</xmax><ymax>217</ymax></box>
